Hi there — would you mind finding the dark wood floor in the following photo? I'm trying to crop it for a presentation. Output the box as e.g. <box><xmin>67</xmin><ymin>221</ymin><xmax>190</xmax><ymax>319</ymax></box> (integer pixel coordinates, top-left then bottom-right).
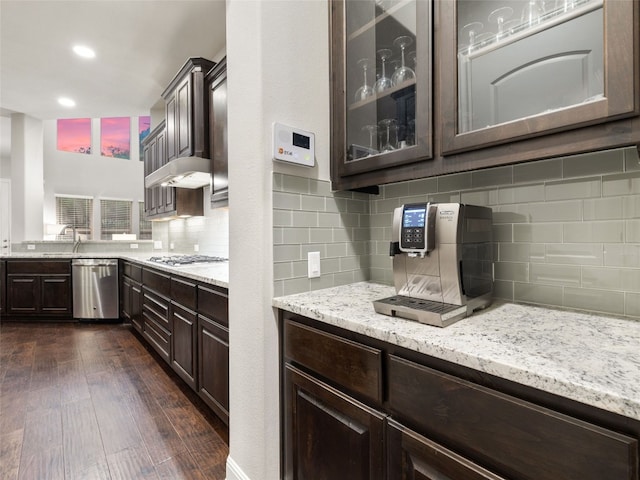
<box><xmin>0</xmin><ymin>321</ymin><xmax>229</xmax><ymax>480</ymax></box>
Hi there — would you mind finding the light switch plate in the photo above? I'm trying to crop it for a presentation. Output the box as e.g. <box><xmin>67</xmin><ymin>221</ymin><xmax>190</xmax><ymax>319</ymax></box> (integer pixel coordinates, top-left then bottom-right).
<box><xmin>307</xmin><ymin>251</ymin><xmax>321</xmax><ymax>278</ymax></box>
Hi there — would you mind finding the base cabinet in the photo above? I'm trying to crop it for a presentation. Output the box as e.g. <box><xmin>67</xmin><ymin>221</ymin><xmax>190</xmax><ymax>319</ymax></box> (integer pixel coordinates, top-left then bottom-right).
<box><xmin>281</xmin><ymin>313</ymin><xmax>640</xmax><ymax>480</ymax></box>
<box><xmin>5</xmin><ymin>260</ymin><xmax>72</xmax><ymax>318</ymax></box>
<box><xmin>197</xmin><ymin>283</ymin><xmax>229</xmax><ymax>425</ymax></box>
<box><xmin>284</xmin><ymin>365</ymin><xmax>385</xmax><ymax>480</ymax></box>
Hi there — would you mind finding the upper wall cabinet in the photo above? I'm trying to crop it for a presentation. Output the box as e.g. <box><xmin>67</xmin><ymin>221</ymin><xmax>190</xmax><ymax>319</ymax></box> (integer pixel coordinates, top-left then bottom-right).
<box><xmin>206</xmin><ymin>58</ymin><xmax>229</xmax><ymax>208</ymax></box>
<box><xmin>439</xmin><ymin>0</ymin><xmax>640</xmax><ymax>155</ymax></box>
<box><xmin>330</xmin><ymin>0</ymin><xmax>433</xmax><ymax>190</ymax></box>
<box><xmin>163</xmin><ymin>57</ymin><xmax>216</xmax><ymax>162</ymax></box>
<box><xmin>329</xmin><ymin>0</ymin><xmax>639</xmax><ymax>191</ymax></box>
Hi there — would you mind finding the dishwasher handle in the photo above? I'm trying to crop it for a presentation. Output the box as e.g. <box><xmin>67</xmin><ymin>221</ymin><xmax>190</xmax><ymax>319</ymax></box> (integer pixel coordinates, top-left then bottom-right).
<box><xmin>72</xmin><ymin>258</ymin><xmax>118</xmax><ymax>267</ymax></box>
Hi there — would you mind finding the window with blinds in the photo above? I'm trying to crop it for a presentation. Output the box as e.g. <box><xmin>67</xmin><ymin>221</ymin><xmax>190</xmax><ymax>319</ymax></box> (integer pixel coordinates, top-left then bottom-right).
<box><xmin>139</xmin><ymin>201</ymin><xmax>152</xmax><ymax>239</ymax></box>
<box><xmin>55</xmin><ymin>196</ymin><xmax>93</xmax><ymax>240</ymax></box>
<box><xmin>100</xmin><ymin>199</ymin><xmax>132</xmax><ymax>240</ymax></box>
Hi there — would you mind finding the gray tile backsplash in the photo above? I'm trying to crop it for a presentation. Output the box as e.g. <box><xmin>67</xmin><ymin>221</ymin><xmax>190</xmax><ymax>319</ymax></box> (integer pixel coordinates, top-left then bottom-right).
<box><xmin>275</xmin><ymin>146</ymin><xmax>640</xmax><ymax>320</ymax></box>
<box><xmin>273</xmin><ymin>174</ymin><xmax>371</xmax><ymax>296</ymax></box>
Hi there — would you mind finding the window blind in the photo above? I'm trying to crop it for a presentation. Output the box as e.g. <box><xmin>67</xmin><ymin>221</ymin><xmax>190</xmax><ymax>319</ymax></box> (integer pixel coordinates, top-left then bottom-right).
<box><xmin>100</xmin><ymin>199</ymin><xmax>132</xmax><ymax>240</ymax></box>
<box><xmin>55</xmin><ymin>196</ymin><xmax>93</xmax><ymax>240</ymax></box>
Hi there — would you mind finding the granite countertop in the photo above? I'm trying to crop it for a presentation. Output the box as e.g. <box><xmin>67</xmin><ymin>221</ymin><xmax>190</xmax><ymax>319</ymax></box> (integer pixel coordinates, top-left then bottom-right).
<box><xmin>2</xmin><ymin>252</ymin><xmax>229</xmax><ymax>289</ymax></box>
<box><xmin>273</xmin><ymin>281</ymin><xmax>640</xmax><ymax>422</ymax></box>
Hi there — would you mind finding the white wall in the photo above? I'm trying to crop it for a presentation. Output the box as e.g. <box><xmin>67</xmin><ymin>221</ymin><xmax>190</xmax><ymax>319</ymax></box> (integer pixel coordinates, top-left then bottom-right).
<box><xmin>0</xmin><ymin>116</ymin><xmax>11</xmax><ymax>179</ymax></box>
<box><xmin>42</xmin><ymin>117</ymin><xmax>145</xmax><ymax>232</ymax></box>
<box><xmin>226</xmin><ymin>1</ymin><xmax>329</xmax><ymax>479</ymax></box>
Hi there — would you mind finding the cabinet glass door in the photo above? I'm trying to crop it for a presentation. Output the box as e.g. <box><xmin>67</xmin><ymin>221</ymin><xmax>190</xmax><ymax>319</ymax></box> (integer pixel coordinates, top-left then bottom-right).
<box><xmin>440</xmin><ymin>0</ymin><xmax>638</xmax><ymax>154</ymax></box>
<box><xmin>331</xmin><ymin>0</ymin><xmax>432</xmax><ymax>178</ymax></box>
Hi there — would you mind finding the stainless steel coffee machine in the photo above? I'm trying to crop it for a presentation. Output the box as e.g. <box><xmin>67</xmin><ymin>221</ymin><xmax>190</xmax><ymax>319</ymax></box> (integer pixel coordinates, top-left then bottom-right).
<box><xmin>373</xmin><ymin>203</ymin><xmax>494</xmax><ymax>327</ymax></box>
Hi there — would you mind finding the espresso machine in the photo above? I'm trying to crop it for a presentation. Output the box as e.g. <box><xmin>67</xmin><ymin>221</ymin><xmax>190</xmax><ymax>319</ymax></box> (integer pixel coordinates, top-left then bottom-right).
<box><xmin>373</xmin><ymin>203</ymin><xmax>494</xmax><ymax>327</ymax></box>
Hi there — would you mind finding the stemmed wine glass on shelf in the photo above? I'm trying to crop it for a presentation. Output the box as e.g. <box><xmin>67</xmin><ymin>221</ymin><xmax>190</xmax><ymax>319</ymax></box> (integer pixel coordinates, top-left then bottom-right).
<box><xmin>354</xmin><ymin>58</ymin><xmax>374</xmax><ymax>103</ymax></box>
<box><xmin>488</xmin><ymin>6</ymin><xmax>513</xmax><ymax>41</ymax></box>
<box><xmin>373</xmin><ymin>49</ymin><xmax>393</xmax><ymax>93</ymax></box>
<box><xmin>391</xmin><ymin>36</ymin><xmax>416</xmax><ymax>86</ymax></box>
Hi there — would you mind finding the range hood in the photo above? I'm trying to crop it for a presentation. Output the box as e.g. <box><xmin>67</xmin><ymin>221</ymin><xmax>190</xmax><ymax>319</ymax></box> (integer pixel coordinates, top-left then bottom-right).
<box><xmin>145</xmin><ymin>156</ymin><xmax>211</xmax><ymax>189</ymax></box>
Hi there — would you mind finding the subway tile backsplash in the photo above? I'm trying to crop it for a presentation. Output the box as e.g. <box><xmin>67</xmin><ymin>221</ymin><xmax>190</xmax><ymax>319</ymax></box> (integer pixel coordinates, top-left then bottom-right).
<box><xmin>274</xmin><ymin>146</ymin><xmax>640</xmax><ymax>320</ymax></box>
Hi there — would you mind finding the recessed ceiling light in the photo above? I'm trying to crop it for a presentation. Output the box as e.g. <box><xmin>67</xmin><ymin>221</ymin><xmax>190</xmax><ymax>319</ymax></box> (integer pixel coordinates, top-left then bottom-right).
<box><xmin>73</xmin><ymin>45</ymin><xmax>96</xmax><ymax>59</ymax></box>
<box><xmin>58</xmin><ymin>97</ymin><xmax>76</xmax><ymax>107</ymax></box>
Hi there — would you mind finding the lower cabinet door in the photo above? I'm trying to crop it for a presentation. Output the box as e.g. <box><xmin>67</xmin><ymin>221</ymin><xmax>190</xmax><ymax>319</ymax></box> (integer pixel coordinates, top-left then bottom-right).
<box><xmin>387</xmin><ymin>418</ymin><xmax>506</xmax><ymax>480</ymax></box>
<box><xmin>7</xmin><ymin>276</ymin><xmax>39</xmax><ymax>314</ymax></box>
<box><xmin>284</xmin><ymin>364</ymin><xmax>385</xmax><ymax>480</ymax></box>
<box><xmin>130</xmin><ymin>282</ymin><xmax>143</xmax><ymax>333</ymax></box>
<box><xmin>171</xmin><ymin>302</ymin><xmax>197</xmax><ymax>389</ymax></box>
<box><xmin>197</xmin><ymin>314</ymin><xmax>229</xmax><ymax>424</ymax></box>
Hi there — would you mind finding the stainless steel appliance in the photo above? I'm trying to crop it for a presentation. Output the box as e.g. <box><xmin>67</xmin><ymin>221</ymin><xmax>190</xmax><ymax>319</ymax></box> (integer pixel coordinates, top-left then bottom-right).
<box><xmin>373</xmin><ymin>203</ymin><xmax>494</xmax><ymax>327</ymax></box>
<box><xmin>72</xmin><ymin>258</ymin><xmax>119</xmax><ymax>320</ymax></box>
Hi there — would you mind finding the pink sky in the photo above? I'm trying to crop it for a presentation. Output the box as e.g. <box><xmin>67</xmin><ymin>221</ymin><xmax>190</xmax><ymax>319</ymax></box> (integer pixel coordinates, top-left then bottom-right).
<box><xmin>101</xmin><ymin>117</ymin><xmax>130</xmax><ymax>158</ymax></box>
<box><xmin>57</xmin><ymin>118</ymin><xmax>91</xmax><ymax>153</ymax></box>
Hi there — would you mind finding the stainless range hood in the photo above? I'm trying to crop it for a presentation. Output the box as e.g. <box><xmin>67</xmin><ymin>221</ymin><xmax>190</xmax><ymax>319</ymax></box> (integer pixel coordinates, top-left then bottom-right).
<box><xmin>144</xmin><ymin>156</ymin><xmax>211</xmax><ymax>189</ymax></box>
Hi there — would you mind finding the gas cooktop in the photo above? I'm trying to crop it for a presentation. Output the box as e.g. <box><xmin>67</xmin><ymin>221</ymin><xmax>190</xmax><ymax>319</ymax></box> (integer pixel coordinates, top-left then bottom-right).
<box><xmin>148</xmin><ymin>255</ymin><xmax>228</xmax><ymax>266</ymax></box>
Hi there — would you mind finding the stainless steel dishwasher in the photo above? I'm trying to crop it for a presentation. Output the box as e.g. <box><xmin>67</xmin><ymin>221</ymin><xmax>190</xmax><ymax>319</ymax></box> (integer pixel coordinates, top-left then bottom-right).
<box><xmin>72</xmin><ymin>258</ymin><xmax>119</xmax><ymax>320</ymax></box>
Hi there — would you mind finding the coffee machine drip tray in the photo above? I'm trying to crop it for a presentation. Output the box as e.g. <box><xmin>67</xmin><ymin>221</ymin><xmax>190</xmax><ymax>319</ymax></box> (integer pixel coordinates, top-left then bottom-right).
<box><xmin>373</xmin><ymin>295</ymin><xmax>468</xmax><ymax>328</ymax></box>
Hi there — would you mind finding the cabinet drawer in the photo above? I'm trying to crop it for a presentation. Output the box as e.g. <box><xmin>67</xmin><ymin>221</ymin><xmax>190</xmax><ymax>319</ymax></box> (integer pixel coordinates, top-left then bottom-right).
<box><xmin>7</xmin><ymin>260</ymin><xmax>70</xmax><ymax>275</ymax></box>
<box><xmin>142</xmin><ymin>288</ymin><xmax>170</xmax><ymax>331</ymax></box>
<box><xmin>197</xmin><ymin>284</ymin><xmax>228</xmax><ymax>327</ymax></box>
<box><xmin>171</xmin><ymin>276</ymin><xmax>197</xmax><ymax>311</ymax></box>
<box><xmin>284</xmin><ymin>319</ymin><xmax>383</xmax><ymax>404</ymax></box>
<box><xmin>388</xmin><ymin>354</ymin><xmax>638</xmax><ymax>480</ymax></box>
<box><xmin>123</xmin><ymin>262</ymin><xmax>142</xmax><ymax>282</ymax></box>
<box><xmin>143</xmin><ymin>316</ymin><xmax>171</xmax><ymax>363</ymax></box>
<box><xmin>142</xmin><ymin>267</ymin><xmax>170</xmax><ymax>297</ymax></box>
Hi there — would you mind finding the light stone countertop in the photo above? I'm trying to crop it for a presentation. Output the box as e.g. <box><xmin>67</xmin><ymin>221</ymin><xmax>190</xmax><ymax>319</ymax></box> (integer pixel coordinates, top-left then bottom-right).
<box><xmin>273</xmin><ymin>281</ymin><xmax>640</xmax><ymax>422</ymax></box>
<box><xmin>2</xmin><ymin>252</ymin><xmax>229</xmax><ymax>289</ymax></box>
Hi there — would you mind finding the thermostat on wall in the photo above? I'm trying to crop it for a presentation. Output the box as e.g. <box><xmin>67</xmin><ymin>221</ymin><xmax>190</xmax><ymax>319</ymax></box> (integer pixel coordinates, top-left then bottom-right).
<box><xmin>273</xmin><ymin>122</ymin><xmax>315</xmax><ymax>167</ymax></box>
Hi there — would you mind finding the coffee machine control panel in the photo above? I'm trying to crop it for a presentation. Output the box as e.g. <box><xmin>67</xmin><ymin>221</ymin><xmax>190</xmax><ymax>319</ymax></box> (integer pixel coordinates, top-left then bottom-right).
<box><xmin>400</xmin><ymin>203</ymin><xmax>435</xmax><ymax>255</ymax></box>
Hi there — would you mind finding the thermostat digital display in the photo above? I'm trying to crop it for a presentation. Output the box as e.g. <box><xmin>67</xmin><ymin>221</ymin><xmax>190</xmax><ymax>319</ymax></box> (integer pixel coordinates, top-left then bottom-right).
<box><xmin>273</xmin><ymin>123</ymin><xmax>315</xmax><ymax>167</ymax></box>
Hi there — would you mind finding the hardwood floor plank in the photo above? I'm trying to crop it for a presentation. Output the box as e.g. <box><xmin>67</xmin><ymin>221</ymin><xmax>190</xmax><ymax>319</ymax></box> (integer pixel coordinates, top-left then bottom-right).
<box><xmin>0</xmin><ymin>429</ymin><xmax>23</xmax><ymax>480</ymax></box>
<box><xmin>154</xmin><ymin>450</ymin><xmax>208</xmax><ymax>480</ymax></box>
<box><xmin>62</xmin><ymin>398</ymin><xmax>108</xmax><ymax>479</ymax></box>
<box><xmin>188</xmin><ymin>438</ymin><xmax>229</xmax><ymax>480</ymax></box>
<box><xmin>134</xmin><ymin>410</ymin><xmax>188</xmax><ymax>465</ymax></box>
<box><xmin>106</xmin><ymin>445</ymin><xmax>160</xmax><ymax>480</ymax></box>
<box><xmin>18</xmin><ymin>445</ymin><xmax>65</xmax><ymax>480</ymax></box>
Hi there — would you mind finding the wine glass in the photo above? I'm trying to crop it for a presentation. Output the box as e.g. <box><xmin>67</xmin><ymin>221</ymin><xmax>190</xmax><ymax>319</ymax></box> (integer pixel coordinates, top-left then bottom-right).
<box><xmin>354</xmin><ymin>58</ymin><xmax>374</xmax><ymax>102</ymax></box>
<box><xmin>373</xmin><ymin>49</ymin><xmax>393</xmax><ymax>93</ymax></box>
<box><xmin>407</xmin><ymin>50</ymin><xmax>417</xmax><ymax>71</ymax></box>
<box><xmin>460</xmin><ymin>21</ymin><xmax>483</xmax><ymax>54</ymax></box>
<box><xmin>378</xmin><ymin>118</ymin><xmax>398</xmax><ymax>152</ymax></box>
<box><xmin>488</xmin><ymin>6</ymin><xmax>513</xmax><ymax>41</ymax></box>
<box><xmin>391</xmin><ymin>36</ymin><xmax>416</xmax><ymax>86</ymax></box>
<box><xmin>361</xmin><ymin>125</ymin><xmax>379</xmax><ymax>155</ymax></box>
<box><xmin>521</xmin><ymin>0</ymin><xmax>544</xmax><ymax>27</ymax></box>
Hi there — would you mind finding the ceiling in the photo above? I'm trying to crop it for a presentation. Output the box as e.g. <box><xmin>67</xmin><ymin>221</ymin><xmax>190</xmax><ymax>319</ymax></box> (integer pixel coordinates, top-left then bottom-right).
<box><xmin>0</xmin><ymin>0</ymin><xmax>226</xmax><ymax>121</ymax></box>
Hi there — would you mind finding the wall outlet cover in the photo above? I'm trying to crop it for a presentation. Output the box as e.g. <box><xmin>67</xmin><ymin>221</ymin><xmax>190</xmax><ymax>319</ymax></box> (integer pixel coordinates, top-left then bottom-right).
<box><xmin>308</xmin><ymin>251</ymin><xmax>321</xmax><ymax>278</ymax></box>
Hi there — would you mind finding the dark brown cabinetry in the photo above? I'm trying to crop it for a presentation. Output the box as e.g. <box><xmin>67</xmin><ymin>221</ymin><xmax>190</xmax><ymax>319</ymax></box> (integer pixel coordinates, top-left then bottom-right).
<box><xmin>206</xmin><ymin>57</ymin><xmax>228</xmax><ymax>207</ymax></box>
<box><xmin>329</xmin><ymin>0</ymin><xmax>640</xmax><ymax>191</ymax></box>
<box><xmin>120</xmin><ymin>261</ymin><xmax>229</xmax><ymax>425</ymax></box>
<box><xmin>143</xmin><ymin>121</ymin><xmax>203</xmax><ymax>220</ymax></box>
<box><xmin>141</xmin><ymin>267</ymin><xmax>171</xmax><ymax>362</ymax></box>
<box><xmin>121</xmin><ymin>261</ymin><xmax>143</xmax><ymax>333</ymax></box>
<box><xmin>163</xmin><ymin>57</ymin><xmax>216</xmax><ymax>162</ymax></box>
<box><xmin>197</xmin><ymin>283</ymin><xmax>229</xmax><ymax>425</ymax></box>
<box><xmin>171</xmin><ymin>276</ymin><xmax>198</xmax><ymax>389</ymax></box>
<box><xmin>281</xmin><ymin>313</ymin><xmax>640</xmax><ymax>480</ymax></box>
<box><xmin>5</xmin><ymin>260</ymin><xmax>72</xmax><ymax>318</ymax></box>
<box><xmin>330</xmin><ymin>0</ymin><xmax>433</xmax><ymax>191</ymax></box>
<box><xmin>1</xmin><ymin>260</ymin><xmax>5</xmax><ymax>315</ymax></box>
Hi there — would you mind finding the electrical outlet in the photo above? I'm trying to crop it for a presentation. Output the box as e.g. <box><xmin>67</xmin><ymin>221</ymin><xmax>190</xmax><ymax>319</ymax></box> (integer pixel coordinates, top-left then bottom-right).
<box><xmin>307</xmin><ymin>251</ymin><xmax>321</xmax><ymax>278</ymax></box>
<box><xmin>130</xmin><ymin>243</ymin><xmax>139</xmax><ymax>249</ymax></box>
<box><xmin>153</xmin><ymin>240</ymin><xmax>162</xmax><ymax>249</ymax></box>
<box><xmin>27</xmin><ymin>244</ymin><xmax>35</xmax><ymax>250</ymax></box>
<box><xmin>170</xmin><ymin>243</ymin><xmax>175</xmax><ymax>250</ymax></box>
<box><xmin>194</xmin><ymin>244</ymin><xmax>199</xmax><ymax>252</ymax></box>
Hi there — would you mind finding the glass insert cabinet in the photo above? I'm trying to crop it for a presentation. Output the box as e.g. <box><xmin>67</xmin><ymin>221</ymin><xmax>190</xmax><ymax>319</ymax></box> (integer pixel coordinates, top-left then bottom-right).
<box><xmin>330</xmin><ymin>0</ymin><xmax>640</xmax><ymax>191</ymax></box>
<box><xmin>330</xmin><ymin>0</ymin><xmax>433</xmax><ymax>180</ymax></box>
